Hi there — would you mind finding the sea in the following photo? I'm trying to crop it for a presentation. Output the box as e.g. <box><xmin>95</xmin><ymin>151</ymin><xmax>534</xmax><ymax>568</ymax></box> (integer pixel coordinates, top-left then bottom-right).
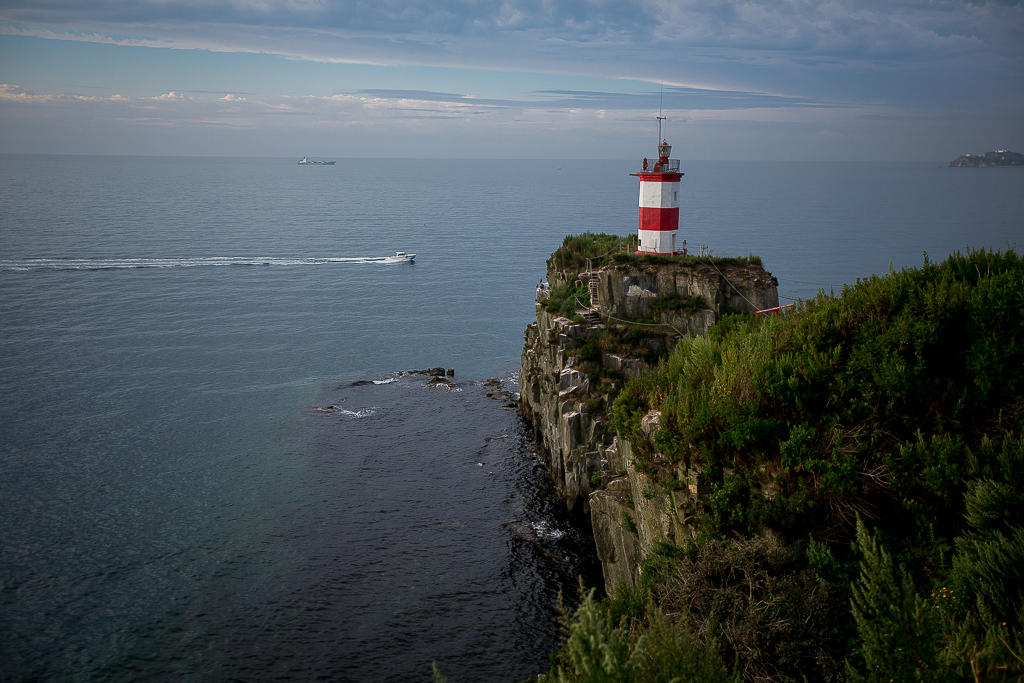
<box><xmin>1</xmin><ymin>155</ymin><xmax>1021</xmax><ymax>682</ymax></box>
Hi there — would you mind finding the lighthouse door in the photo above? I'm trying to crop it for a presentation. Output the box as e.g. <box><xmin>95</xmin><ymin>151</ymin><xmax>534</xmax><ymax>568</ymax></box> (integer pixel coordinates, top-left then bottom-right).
<box><xmin>671</xmin><ymin>233</ymin><xmax>676</xmax><ymax>255</ymax></box>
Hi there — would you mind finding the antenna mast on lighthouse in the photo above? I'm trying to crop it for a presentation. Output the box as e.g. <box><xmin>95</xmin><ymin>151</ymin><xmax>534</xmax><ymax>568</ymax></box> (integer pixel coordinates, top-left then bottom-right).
<box><xmin>657</xmin><ymin>81</ymin><xmax>666</xmax><ymax>143</ymax></box>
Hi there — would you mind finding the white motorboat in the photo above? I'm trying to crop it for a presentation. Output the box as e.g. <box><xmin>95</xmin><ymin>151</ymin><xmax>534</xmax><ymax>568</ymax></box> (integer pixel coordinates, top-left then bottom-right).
<box><xmin>355</xmin><ymin>252</ymin><xmax>416</xmax><ymax>263</ymax></box>
<box><xmin>380</xmin><ymin>251</ymin><xmax>415</xmax><ymax>263</ymax></box>
<box><xmin>298</xmin><ymin>156</ymin><xmax>336</xmax><ymax>165</ymax></box>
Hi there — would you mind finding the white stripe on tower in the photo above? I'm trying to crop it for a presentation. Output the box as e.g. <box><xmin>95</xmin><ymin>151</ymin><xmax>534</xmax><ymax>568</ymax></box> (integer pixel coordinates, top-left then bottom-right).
<box><xmin>636</xmin><ymin>149</ymin><xmax>682</xmax><ymax>254</ymax></box>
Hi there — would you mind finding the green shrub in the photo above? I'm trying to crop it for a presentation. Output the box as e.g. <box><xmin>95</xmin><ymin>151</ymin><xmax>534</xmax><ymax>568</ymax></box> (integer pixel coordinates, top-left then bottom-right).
<box><xmin>546</xmin><ymin>282</ymin><xmax>590</xmax><ymax>318</ymax></box>
<box><xmin>613</xmin><ymin>248</ymin><xmax>1024</xmax><ymax>543</ymax></box>
<box><xmin>656</xmin><ymin>535</ymin><xmax>849</xmax><ymax>682</ymax></box>
<box><xmin>549</xmin><ymin>232</ymin><xmax>634</xmax><ymax>273</ymax></box>
<box><xmin>610</xmin><ymin>252</ymin><xmax>762</xmax><ymax>268</ymax></box>
<box><xmin>847</xmin><ymin>520</ymin><xmax>950</xmax><ymax>683</ymax></box>
<box><xmin>560</xmin><ymin>247</ymin><xmax>1024</xmax><ymax>683</ymax></box>
<box><xmin>551</xmin><ymin>585</ymin><xmax>645</xmax><ymax>683</ymax></box>
<box><xmin>549</xmin><ymin>582</ymin><xmax>737</xmax><ymax>683</ymax></box>
<box><xmin>547</xmin><ymin>233</ymin><xmax>765</xmax><ymax>275</ymax></box>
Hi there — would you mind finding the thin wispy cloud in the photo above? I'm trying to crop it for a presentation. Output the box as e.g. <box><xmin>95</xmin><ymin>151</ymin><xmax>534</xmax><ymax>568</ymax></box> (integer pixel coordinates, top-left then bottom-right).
<box><xmin>5</xmin><ymin>0</ymin><xmax>1020</xmax><ymax>60</ymax></box>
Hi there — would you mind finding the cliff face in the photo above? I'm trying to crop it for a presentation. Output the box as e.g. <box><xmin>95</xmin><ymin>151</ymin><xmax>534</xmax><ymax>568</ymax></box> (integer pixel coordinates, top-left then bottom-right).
<box><xmin>549</xmin><ymin>258</ymin><xmax>778</xmax><ymax>319</ymax></box>
<box><xmin>519</xmin><ymin>257</ymin><xmax>779</xmax><ymax>594</ymax></box>
<box><xmin>591</xmin><ymin>423</ymin><xmax>703</xmax><ymax>593</ymax></box>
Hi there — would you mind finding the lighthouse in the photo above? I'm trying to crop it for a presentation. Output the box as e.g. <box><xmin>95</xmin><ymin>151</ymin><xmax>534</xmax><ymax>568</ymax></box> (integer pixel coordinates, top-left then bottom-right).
<box><xmin>632</xmin><ymin>140</ymin><xmax>683</xmax><ymax>255</ymax></box>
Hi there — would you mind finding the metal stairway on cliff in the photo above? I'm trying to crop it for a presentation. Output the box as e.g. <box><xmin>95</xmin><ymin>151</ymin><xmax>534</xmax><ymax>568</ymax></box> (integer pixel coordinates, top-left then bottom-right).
<box><xmin>583</xmin><ymin>279</ymin><xmax>601</xmax><ymax>324</ymax></box>
<box><xmin>577</xmin><ymin>260</ymin><xmax>602</xmax><ymax>325</ymax></box>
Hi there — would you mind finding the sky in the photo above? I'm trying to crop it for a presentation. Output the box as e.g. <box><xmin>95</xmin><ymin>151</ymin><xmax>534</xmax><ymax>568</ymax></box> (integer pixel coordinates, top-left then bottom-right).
<box><xmin>0</xmin><ymin>0</ymin><xmax>1022</xmax><ymax>159</ymax></box>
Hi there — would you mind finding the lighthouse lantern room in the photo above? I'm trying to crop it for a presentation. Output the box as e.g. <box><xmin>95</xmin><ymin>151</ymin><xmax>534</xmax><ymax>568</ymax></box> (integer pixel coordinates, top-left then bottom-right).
<box><xmin>631</xmin><ymin>140</ymin><xmax>683</xmax><ymax>255</ymax></box>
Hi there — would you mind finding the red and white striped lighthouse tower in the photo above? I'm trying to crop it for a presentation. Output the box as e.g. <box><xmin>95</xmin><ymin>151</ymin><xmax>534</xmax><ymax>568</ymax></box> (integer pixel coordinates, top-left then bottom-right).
<box><xmin>632</xmin><ymin>140</ymin><xmax>683</xmax><ymax>255</ymax></box>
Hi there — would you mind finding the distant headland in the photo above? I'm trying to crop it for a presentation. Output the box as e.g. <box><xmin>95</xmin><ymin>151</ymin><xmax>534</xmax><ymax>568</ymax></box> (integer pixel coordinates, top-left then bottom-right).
<box><xmin>949</xmin><ymin>149</ymin><xmax>1023</xmax><ymax>167</ymax></box>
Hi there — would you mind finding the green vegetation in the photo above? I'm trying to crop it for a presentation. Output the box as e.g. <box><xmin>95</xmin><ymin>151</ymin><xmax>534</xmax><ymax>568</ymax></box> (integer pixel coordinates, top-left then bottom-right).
<box><xmin>551</xmin><ymin>248</ymin><xmax>1024</xmax><ymax>681</ymax></box>
<box><xmin>611</xmin><ymin>251</ymin><xmax>763</xmax><ymax>268</ymax></box>
<box><xmin>548</xmin><ymin>232</ymin><xmax>637</xmax><ymax>273</ymax></box>
<box><xmin>546</xmin><ymin>582</ymin><xmax>738</xmax><ymax>683</ymax></box>
<box><xmin>572</xmin><ymin>324</ymin><xmax>669</xmax><ymax>369</ymax></box>
<box><xmin>615</xmin><ymin>248</ymin><xmax>1024</xmax><ymax>541</ymax></box>
<box><xmin>565</xmin><ymin>323</ymin><xmax>676</xmax><ymax>421</ymax></box>
<box><xmin>543</xmin><ymin>281</ymin><xmax>590</xmax><ymax>318</ymax></box>
<box><xmin>650</xmin><ymin>292</ymin><xmax>707</xmax><ymax>315</ymax></box>
<box><xmin>547</xmin><ymin>231</ymin><xmax>764</xmax><ymax>274</ymax></box>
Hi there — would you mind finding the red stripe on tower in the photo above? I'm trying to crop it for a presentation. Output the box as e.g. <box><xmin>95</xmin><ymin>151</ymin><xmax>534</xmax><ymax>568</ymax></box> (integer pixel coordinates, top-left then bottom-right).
<box><xmin>639</xmin><ymin>206</ymin><xmax>679</xmax><ymax>232</ymax></box>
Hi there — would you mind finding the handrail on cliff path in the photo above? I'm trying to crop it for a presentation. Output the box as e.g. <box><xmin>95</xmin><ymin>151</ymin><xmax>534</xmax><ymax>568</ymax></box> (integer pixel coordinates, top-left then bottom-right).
<box><xmin>754</xmin><ymin>304</ymin><xmax>796</xmax><ymax>317</ymax></box>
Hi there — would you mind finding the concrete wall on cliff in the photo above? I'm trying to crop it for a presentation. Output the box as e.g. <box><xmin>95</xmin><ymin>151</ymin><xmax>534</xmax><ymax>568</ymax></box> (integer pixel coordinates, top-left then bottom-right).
<box><xmin>519</xmin><ymin>257</ymin><xmax>779</xmax><ymax>595</ymax></box>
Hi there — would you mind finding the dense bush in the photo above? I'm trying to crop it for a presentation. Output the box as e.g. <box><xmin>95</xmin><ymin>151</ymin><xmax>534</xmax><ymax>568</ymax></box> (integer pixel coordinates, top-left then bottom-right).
<box><xmin>571</xmin><ymin>325</ymin><xmax>672</xmax><ymax>367</ymax></box>
<box><xmin>656</xmin><ymin>535</ymin><xmax>850</xmax><ymax>683</ymax></box>
<box><xmin>546</xmin><ymin>582</ymin><xmax>737</xmax><ymax>683</ymax></box>
<box><xmin>548</xmin><ymin>232</ymin><xmax>636</xmax><ymax>273</ymax></box>
<box><xmin>544</xmin><ymin>282</ymin><xmax>590</xmax><ymax>318</ymax></box>
<box><xmin>615</xmin><ymin>248</ymin><xmax>1024</xmax><ymax>546</ymax></box>
<box><xmin>550</xmin><ymin>248</ymin><xmax>1024</xmax><ymax>682</ymax></box>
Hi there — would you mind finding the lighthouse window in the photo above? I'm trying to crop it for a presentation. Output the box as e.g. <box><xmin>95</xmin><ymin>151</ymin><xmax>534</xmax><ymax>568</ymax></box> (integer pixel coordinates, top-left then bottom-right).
<box><xmin>673</xmin><ymin>191</ymin><xmax>677</xmax><ymax>201</ymax></box>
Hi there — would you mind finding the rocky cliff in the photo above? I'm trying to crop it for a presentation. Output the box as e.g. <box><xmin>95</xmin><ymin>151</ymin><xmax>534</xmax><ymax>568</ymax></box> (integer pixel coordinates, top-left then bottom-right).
<box><xmin>519</xmin><ymin>253</ymin><xmax>779</xmax><ymax>594</ymax></box>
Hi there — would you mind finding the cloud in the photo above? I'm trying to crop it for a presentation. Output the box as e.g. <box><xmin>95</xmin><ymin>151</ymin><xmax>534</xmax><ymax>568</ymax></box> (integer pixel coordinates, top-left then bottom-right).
<box><xmin>2</xmin><ymin>79</ymin><xmax>1019</xmax><ymax>160</ymax></box>
<box><xmin>0</xmin><ymin>82</ymin><xmax>126</xmax><ymax>102</ymax></box>
<box><xmin>534</xmin><ymin>86</ymin><xmax>826</xmax><ymax>109</ymax></box>
<box><xmin>0</xmin><ymin>81</ymin><xmax>872</xmax><ymax>142</ymax></box>
<box><xmin>3</xmin><ymin>0</ymin><xmax>1020</xmax><ymax>56</ymax></box>
<box><xmin>645</xmin><ymin>0</ymin><xmax>1023</xmax><ymax>55</ymax></box>
<box><xmin>1</xmin><ymin>0</ymin><xmax>1021</xmax><ymax>158</ymax></box>
<box><xmin>3</xmin><ymin>0</ymin><xmax>1020</xmax><ymax>116</ymax></box>
<box><xmin>0</xmin><ymin>0</ymin><xmax>660</xmax><ymax>40</ymax></box>
<box><xmin>0</xmin><ymin>82</ymin><xmax>806</xmax><ymax>130</ymax></box>
<box><xmin>0</xmin><ymin>25</ymin><xmax>180</xmax><ymax>48</ymax></box>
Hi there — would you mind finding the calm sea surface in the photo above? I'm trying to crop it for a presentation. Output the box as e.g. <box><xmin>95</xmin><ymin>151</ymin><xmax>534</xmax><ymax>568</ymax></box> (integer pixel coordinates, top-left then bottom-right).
<box><xmin>1</xmin><ymin>156</ymin><xmax>1021</xmax><ymax>682</ymax></box>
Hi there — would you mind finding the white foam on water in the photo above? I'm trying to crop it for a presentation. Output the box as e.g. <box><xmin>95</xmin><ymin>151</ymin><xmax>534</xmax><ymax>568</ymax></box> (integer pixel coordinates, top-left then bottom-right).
<box><xmin>531</xmin><ymin>521</ymin><xmax>566</xmax><ymax>540</ymax></box>
<box><xmin>372</xmin><ymin>378</ymin><xmax>398</xmax><ymax>385</ymax></box>
<box><xmin>0</xmin><ymin>256</ymin><xmax>413</xmax><ymax>272</ymax></box>
<box><xmin>336</xmin><ymin>407</ymin><xmax>378</xmax><ymax>418</ymax></box>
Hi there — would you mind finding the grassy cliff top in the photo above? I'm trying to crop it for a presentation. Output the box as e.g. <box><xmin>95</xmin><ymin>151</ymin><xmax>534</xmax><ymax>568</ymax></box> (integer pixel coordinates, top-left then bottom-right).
<box><xmin>547</xmin><ymin>232</ymin><xmax>764</xmax><ymax>277</ymax></box>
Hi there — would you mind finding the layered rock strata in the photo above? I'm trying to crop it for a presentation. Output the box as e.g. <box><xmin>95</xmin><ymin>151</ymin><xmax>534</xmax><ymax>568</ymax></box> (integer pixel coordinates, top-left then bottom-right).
<box><xmin>519</xmin><ymin>257</ymin><xmax>778</xmax><ymax>594</ymax></box>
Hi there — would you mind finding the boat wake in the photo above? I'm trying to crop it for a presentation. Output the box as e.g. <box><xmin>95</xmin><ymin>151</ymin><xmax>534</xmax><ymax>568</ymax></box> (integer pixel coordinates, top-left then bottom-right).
<box><xmin>0</xmin><ymin>255</ymin><xmax>415</xmax><ymax>272</ymax></box>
